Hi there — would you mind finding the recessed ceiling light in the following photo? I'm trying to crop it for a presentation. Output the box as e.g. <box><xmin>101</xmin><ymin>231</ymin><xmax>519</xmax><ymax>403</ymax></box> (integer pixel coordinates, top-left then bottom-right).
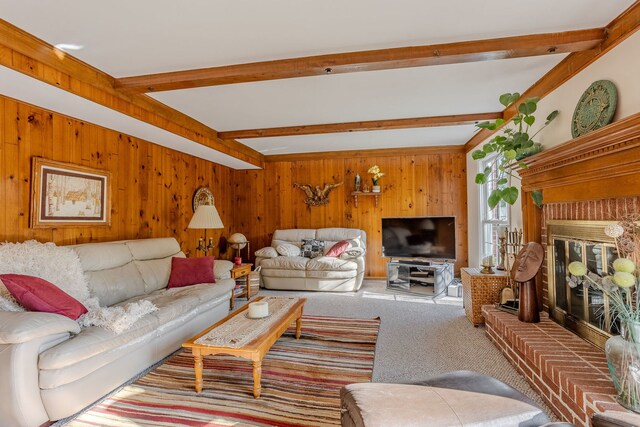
<box><xmin>54</xmin><ymin>43</ymin><xmax>84</xmax><ymax>51</ymax></box>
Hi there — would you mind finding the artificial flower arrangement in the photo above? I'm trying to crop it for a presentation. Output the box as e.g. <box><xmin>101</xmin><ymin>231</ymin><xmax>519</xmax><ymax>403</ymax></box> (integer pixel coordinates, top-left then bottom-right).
<box><xmin>568</xmin><ymin>219</ymin><xmax>640</xmax><ymax>412</ymax></box>
<box><xmin>368</xmin><ymin>165</ymin><xmax>384</xmax><ymax>186</ymax></box>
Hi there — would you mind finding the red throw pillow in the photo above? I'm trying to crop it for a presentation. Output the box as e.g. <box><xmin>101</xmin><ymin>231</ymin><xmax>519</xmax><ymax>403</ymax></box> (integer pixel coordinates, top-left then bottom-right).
<box><xmin>168</xmin><ymin>256</ymin><xmax>215</xmax><ymax>288</ymax></box>
<box><xmin>326</xmin><ymin>240</ymin><xmax>350</xmax><ymax>257</ymax></box>
<box><xmin>0</xmin><ymin>274</ymin><xmax>88</xmax><ymax>320</ymax></box>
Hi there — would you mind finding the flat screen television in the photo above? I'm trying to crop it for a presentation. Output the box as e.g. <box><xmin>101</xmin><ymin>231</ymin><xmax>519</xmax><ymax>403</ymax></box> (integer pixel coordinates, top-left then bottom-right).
<box><xmin>382</xmin><ymin>216</ymin><xmax>456</xmax><ymax>261</ymax></box>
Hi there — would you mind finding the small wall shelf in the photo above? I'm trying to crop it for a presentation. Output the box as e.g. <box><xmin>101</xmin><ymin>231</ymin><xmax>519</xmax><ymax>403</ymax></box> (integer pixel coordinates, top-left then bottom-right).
<box><xmin>351</xmin><ymin>191</ymin><xmax>381</xmax><ymax>208</ymax></box>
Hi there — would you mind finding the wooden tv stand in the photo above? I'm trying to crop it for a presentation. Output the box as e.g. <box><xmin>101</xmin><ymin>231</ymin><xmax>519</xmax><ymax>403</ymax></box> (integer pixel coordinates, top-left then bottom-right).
<box><xmin>386</xmin><ymin>259</ymin><xmax>453</xmax><ymax>296</ymax></box>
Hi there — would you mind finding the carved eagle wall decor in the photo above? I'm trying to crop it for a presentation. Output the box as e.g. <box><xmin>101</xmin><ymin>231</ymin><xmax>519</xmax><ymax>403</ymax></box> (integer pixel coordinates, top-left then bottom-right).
<box><xmin>293</xmin><ymin>182</ymin><xmax>343</xmax><ymax>206</ymax></box>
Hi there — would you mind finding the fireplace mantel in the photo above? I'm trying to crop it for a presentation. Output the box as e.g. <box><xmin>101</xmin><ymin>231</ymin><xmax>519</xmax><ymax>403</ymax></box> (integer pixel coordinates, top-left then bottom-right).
<box><xmin>520</xmin><ymin>111</ymin><xmax>640</xmax><ymax>204</ymax></box>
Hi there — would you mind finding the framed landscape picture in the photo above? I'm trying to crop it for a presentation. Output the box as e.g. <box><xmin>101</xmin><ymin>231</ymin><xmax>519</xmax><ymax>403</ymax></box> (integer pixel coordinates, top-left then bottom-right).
<box><xmin>30</xmin><ymin>158</ymin><xmax>112</xmax><ymax>228</ymax></box>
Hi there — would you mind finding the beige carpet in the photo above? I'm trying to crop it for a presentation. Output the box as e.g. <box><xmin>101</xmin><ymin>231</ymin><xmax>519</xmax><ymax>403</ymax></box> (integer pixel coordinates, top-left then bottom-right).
<box><xmin>260</xmin><ymin>279</ymin><xmax>558</xmax><ymax>421</ymax></box>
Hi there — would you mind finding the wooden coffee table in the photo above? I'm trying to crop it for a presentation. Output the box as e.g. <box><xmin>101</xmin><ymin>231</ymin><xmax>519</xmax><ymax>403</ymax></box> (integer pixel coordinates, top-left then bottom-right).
<box><xmin>182</xmin><ymin>296</ymin><xmax>306</xmax><ymax>398</ymax></box>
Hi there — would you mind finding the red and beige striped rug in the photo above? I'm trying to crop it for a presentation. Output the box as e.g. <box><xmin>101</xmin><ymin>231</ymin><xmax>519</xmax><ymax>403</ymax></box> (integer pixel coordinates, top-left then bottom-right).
<box><xmin>68</xmin><ymin>315</ymin><xmax>380</xmax><ymax>427</ymax></box>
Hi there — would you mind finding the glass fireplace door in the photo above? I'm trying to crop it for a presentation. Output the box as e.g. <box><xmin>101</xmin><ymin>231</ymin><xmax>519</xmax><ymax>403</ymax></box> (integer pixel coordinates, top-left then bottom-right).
<box><xmin>551</xmin><ymin>238</ymin><xmax>617</xmax><ymax>343</ymax></box>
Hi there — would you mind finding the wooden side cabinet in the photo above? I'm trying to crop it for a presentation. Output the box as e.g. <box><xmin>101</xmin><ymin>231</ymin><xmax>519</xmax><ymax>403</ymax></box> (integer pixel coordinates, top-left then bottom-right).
<box><xmin>230</xmin><ymin>263</ymin><xmax>253</xmax><ymax>310</ymax></box>
<box><xmin>461</xmin><ymin>268</ymin><xmax>509</xmax><ymax>326</ymax></box>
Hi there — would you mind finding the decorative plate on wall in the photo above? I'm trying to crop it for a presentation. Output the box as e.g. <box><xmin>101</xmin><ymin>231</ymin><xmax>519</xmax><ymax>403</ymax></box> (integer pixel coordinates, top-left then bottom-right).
<box><xmin>192</xmin><ymin>187</ymin><xmax>214</xmax><ymax>212</ymax></box>
<box><xmin>571</xmin><ymin>80</ymin><xmax>617</xmax><ymax>138</ymax></box>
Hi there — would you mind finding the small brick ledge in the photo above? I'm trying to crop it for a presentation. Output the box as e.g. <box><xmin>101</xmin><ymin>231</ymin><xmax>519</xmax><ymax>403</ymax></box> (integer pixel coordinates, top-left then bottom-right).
<box><xmin>482</xmin><ymin>305</ymin><xmax>626</xmax><ymax>427</ymax></box>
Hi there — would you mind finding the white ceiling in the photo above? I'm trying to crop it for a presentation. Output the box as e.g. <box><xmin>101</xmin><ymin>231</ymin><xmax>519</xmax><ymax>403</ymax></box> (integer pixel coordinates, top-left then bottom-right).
<box><xmin>152</xmin><ymin>55</ymin><xmax>568</xmax><ymax>130</ymax></box>
<box><xmin>0</xmin><ymin>0</ymin><xmax>635</xmax><ymax>158</ymax></box>
<box><xmin>1</xmin><ymin>0</ymin><xmax>631</xmax><ymax>77</ymax></box>
<box><xmin>151</xmin><ymin>55</ymin><xmax>569</xmax><ymax>153</ymax></box>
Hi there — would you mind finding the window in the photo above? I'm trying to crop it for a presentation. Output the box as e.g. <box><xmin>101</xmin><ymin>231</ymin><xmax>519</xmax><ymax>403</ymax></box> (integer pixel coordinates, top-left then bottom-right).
<box><xmin>478</xmin><ymin>155</ymin><xmax>509</xmax><ymax>264</ymax></box>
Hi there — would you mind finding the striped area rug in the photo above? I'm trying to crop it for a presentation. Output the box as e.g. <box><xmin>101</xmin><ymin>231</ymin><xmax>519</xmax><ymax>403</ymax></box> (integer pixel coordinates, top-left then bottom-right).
<box><xmin>68</xmin><ymin>315</ymin><xmax>380</xmax><ymax>427</ymax></box>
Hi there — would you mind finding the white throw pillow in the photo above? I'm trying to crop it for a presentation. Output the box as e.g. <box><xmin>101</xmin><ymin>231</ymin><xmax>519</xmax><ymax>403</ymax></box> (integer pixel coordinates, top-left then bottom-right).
<box><xmin>276</xmin><ymin>243</ymin><xmax>302</xmax><ymax>257</ymax></box>
<box><xmin>255</xmin><ymin>247</ymin><xmax>278</xmax><ymax>258</ymax></box>
<box><xmin>0</xmin><ymin>279</ymin><xmax>24</xmax><ymax>312</ymax></box>
<box><xmin>340</xmin><ymin>247</ymin><xmax>366</xmax><ymax>259</ymax></box>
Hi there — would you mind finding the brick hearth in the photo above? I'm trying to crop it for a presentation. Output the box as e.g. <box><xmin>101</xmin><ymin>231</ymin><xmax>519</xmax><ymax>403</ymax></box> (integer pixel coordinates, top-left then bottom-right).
<box><xmin>482</xmin><ymin>305</ymin><xmax>626</xmax><ymax>427</ymax></box>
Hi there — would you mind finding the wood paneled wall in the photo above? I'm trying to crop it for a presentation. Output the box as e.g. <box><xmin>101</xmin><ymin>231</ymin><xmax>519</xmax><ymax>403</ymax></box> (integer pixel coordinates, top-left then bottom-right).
<box><xmin>0</xmin><ymin>94</ymin><xmax>235</xmax><ymax>257</ymax></box>
<box><xmin>0</xmin><ymin>93</ymin><xmax>468</xmax><ymax>272</ymax></box>
<box><xmin>233</xmin><ymin>150</ymin><xmax>468</xmax><ymax>277</ymax></box>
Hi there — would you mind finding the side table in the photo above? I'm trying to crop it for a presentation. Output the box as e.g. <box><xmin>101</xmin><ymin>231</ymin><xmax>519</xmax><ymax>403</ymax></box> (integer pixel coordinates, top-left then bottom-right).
<box><xmin>461</xmin><ymin>268</ymin><xmax>509</xmax><ymax>326</ymax></box>
<box><xmin>230</xmin><ymin>263</ymin><xmax>254</xmax><ymax>310</ymax></box>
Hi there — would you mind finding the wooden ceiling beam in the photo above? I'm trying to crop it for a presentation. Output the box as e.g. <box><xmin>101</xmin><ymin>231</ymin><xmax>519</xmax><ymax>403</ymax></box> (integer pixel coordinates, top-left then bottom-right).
<box><xmin>0</xmin><ymin>18</ymin><xmax>263</xmax><ymax>167</ymax></box>
<box><xmin>218</xmin><ymin>112</ymin><xmax>502</xmax><ymax>139</ymax></box>
<box><xmin>264</xmin><ymin>145</ymin><xmax>466</xmax><ymax>162</ymax></box>
<box><xmin>115</xmin><ymin>29</ymin><xmax>605</xmax><ymax>93</ymax></box>
<box><xmin>464</xmin><ymin>1</ymin><xmax>640</xmax><ymax>153</ymax></box>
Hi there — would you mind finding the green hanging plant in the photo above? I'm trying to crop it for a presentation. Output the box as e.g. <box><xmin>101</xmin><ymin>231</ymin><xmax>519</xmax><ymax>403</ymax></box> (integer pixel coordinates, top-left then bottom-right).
<box><xmin>472</xmin><ymin>93</ymin><xmax>558</xmax><ymax>209</ymax></box>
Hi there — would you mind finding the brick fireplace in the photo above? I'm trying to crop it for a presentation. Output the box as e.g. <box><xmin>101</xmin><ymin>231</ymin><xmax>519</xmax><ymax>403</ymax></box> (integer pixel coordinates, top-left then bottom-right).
<box><xmin>483</xmin><ymin>112</ymin><xmax>640</xmax><ymax>426</ymax></box>
<box><xmin>541</xmin><ymin>197</ymin><xmax>640</xmax><ymax>310</ymax></box>
<box><xmin>543</xmin><ymin>203</ymin><xmax>640</xmax><ymax>350</ymax></box>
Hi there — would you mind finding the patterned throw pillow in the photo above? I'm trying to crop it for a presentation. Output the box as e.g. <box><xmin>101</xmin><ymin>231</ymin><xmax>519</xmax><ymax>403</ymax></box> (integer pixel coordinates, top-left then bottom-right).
<box><xmin>300</xmin><ymin>239</ymin><xmax>325</xmax><ymax>258</ymax></box>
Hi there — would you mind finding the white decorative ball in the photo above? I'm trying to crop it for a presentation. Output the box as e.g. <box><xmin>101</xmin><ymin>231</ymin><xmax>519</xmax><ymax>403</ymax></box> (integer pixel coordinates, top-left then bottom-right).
<box><xmin>604</xmin><ymin>224</ymin><xmax>625</xmax><ymax>238</ymax></box>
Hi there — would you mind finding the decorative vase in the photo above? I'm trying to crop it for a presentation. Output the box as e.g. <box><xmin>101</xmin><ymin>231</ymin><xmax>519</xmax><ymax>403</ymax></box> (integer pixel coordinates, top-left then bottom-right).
<box><xmin>605</xmin><ymin>321</ymin><xmax>640</xmax><ymax>413</ymax></box>
<box><xmin>372</xmin><ymin>185</ymin><xmax>381</xmax><ymax>193</ymax></box>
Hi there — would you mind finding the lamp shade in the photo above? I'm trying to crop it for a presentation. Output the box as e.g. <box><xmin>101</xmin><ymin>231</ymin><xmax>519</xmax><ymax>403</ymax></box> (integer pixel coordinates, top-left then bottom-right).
<box><xmin>188</xmin><ymin>205</ymin><xmax>224</xmax><ymax>229</ymax></box>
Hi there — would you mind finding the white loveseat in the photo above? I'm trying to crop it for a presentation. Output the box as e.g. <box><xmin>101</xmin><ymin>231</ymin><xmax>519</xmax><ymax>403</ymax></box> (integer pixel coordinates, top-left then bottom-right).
<box><xmin>0</xmin><ymin>237</ymin><xmax>235</xmax><ymax>427</ymax></box>
<box><xmin>255</xmin><ymin>228</ymin><xmax>366</xmax><ymax>292</ymax></box>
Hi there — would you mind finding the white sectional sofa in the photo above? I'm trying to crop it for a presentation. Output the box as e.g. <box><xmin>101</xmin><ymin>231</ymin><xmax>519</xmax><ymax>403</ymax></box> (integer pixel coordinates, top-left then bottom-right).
<box><xmin>255</xmin><ymin>228</ymin><xmax>366</xmax><ymax>292</ymax></box>
<box><xmin>0</xmin><ymin>237</ymin><xmax>234</xmax><ymax>427</ymax></box>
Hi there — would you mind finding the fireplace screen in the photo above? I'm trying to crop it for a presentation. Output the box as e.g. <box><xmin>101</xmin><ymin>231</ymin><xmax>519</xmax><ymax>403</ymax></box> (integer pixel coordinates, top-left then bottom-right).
<box><xmin>548</xmin><ymin>221</ymin><xmax>619</xmax><ymax>348</ymax></box>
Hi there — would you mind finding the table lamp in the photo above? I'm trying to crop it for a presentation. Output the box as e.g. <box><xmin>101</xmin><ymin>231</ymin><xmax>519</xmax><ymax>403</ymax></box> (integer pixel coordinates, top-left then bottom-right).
<box><xmin>188</xmin><ymin>205</ymin><xmax>224</xmax><ymax>256</ymax></box>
